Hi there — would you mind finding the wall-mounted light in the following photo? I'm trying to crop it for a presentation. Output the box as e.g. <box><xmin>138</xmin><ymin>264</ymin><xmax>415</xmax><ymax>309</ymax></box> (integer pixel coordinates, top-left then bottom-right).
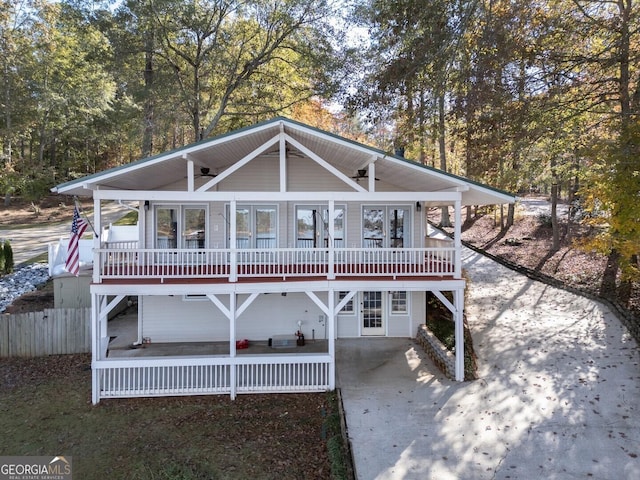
<box><xmin>144</xmin><ymin>200</ymin><xmax>150</xmax><ymax>211</ymax></box>
<box><xmin>416</xmin><ymin>201</ymin><xmax>421</xmax><ymax>212</ymax></box>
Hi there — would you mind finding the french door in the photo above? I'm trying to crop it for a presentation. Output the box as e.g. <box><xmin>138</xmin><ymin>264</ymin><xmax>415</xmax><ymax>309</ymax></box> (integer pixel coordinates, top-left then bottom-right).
<box><xmin>296</xmin><ymin>205</ymin><xmax>345</xmax><ymax>248</ymax></box>
<box><xmin>362</xmin><ymin>206</ymin><xmax>411</xmax><ymax>248</ymax></box>
<box><xmin>361</xmin><ymin>291</ymin><xmax>385</xmax><ymax>336</ymax></box>
<box><xmin>229</xmin><ymin>205</ymin><xmax>277</xmax><ymax>248</ymax></box>
<box><xmin>155</xmin><ymin>205</ymin><xmax>207</xmax><ymax>249</ymax></box>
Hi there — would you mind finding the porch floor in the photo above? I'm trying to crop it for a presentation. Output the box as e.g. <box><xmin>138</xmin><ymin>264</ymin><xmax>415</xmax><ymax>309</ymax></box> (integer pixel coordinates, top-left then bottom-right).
<box><xmin>106</xmin><ymin>313</ymin><xmax>328</xmax><ymax>358</ymax></box>
<box><xmin>107</xmin><ymin>339</ymin><xmax>329</xmax><ymax>358</ymax></box>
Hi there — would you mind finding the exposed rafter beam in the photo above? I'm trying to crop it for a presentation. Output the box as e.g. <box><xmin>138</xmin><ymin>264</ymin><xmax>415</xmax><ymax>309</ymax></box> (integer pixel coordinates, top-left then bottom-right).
<box><xmin>284</xmin><ymin>134</ymin><xmax>367</xmax><ymax>193</ymax></box>
<box><xmin>197</xmin><ymin>135</ymin><xmax>280</xmax><ymax>192</ymax></box>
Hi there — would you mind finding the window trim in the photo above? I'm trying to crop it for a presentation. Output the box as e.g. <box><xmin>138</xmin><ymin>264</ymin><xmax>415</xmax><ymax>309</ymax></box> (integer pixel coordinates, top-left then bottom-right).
<box><xmin>337</xmin><ymin>291</ymin><xmax>355</xmax><ymax>314</ymax></box>
<box><xmin>390</xmin><ymin>291</ymin><xmax>408</xmax><ymax>315</ymax></box>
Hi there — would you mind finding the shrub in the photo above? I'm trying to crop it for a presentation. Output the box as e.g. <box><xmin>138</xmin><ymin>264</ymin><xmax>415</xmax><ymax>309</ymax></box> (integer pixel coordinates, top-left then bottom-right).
<box><xmin>3</xmin><ymin>240</ymin><xmax>13</xmax><ymax>274</ymax></box>
<box><xmin>0</xmin><ymin>243</ymin><xmax>4</xmax><ymax>274</ymax></box>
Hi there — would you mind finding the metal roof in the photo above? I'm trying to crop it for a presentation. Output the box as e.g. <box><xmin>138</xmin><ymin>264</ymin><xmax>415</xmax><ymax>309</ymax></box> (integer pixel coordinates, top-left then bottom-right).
<box><xmin>53</xmin><ymin>117</ymin><xmax>515</xmax><ymax>206</ymax></box>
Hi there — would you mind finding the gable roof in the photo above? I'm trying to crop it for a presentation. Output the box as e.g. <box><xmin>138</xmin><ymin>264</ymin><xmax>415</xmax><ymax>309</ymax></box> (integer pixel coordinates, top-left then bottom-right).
<box><xmin>53</xmin><ymin>116</ymin><xmax>515</xmax><ymax>206</ymax></box>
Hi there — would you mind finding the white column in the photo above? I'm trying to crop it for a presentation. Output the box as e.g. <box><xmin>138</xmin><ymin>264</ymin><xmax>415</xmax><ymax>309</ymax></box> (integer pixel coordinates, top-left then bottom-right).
<box><xmin>368</xmin><ymin>161</ymin><xmax>376</xmax><ymax>192</ymax></box>
<box><xmin>328</xmin><ymin>200</ymin><xmax>335</xmax><ymax>280</ymax></box>
<box><xmin>93</xmin><ymin>197</ymin><xmax>101</xmax><ymax>284</ymax></box>
<box><xmin>229</xmin><ymin>293</ymin><xmax>237</xmax><ymax>399</ymax></box>
<box><xmin>454</xmin><ymin>287</ymin><xmax>465</xmax><ymax>381</ymax></box>
<box><xmin>454</xmin><ymin>197</ymin><xmax>462</xmax><ymax>278</ymax></box>
<box><xmin>279</xmin><ymin>130</ymin><xmax>286</xmax><ymax>192</ymax></box>
<box><xmin>328</xmin><ymin>289</ymin><xmax>336</xmax><ymax>390</ymax></box>
<box><xmin>91</xmin><ymin>293</ymin><xmax>100</xmax><ymax>404</ymax></box>
<box><xmin>229</xmin><ymin>199</ymin><xmax>237</xmax><ymax>282</ymax></box>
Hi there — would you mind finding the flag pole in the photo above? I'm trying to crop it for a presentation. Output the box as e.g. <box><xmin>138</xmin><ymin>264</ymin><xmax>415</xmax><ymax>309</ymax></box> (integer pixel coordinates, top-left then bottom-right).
<box><xmin>73</xmin><ymin>196</ymin><xmax>99</xmax><ymax>238</ymax></box>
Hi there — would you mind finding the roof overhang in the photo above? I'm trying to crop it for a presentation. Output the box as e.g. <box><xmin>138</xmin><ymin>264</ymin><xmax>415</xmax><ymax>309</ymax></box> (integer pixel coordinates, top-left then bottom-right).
<box><xmin>53</xmin><ymin>117</ymin><xmax>515</xmax><ymax>207</ymax></box>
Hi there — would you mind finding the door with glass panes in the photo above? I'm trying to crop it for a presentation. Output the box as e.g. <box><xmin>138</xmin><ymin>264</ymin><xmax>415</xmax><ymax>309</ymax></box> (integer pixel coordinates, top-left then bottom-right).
<box><xmin>296</xmin><ymin>206</ymin><xmax>344</xmax><ymax>248</ymax></box>
<box><xmin>362</xmin><ymin>206</ymin><xmax>410</xmax><ymax>248</ymax></box>
<box><xmin>155</xmin><ymin>205</ymin><xmax>207</xmax><ymax>249</ymax></box>
<box><xmin>361</xmin><ymin>291</ymin><xmax>385</xmax><ymax>335</ymax></box>
<box><xmin>228</xmin><ymin>205</ymin><xmax>277</xmax><ymax>248</ymax></box>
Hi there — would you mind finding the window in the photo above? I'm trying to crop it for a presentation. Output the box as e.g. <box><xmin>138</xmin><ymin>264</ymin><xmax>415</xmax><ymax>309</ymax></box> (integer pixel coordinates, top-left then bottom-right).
<box><xmin>338</xmin><ymin>291</ymin><xmax>354</xmax><ymax>313</ymax></box>
<box><xmin>227</xmin><ymin>205</ymin><xmax>278</xmax><ymax>248</ymax></box>
<box><xmin>155</xmin><ymin>205</ymin><xmax>207</xmax><ymax>249</ymax></box>
<box><xmin>296</xmin><ymin>205</ymin><xmax>345</xmax><ymax>248</ymax></box>
<box><xmin>390</xmin><ymin>291</ymin><xmax>407</xmax><ymax>314</ymax></box>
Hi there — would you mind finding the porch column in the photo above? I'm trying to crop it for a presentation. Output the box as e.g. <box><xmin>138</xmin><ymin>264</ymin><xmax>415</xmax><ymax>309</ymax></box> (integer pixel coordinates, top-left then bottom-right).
<box><xmin>229</xmin><ymin>293</ymin><xmax>237</xmax><ymax>399</ymax></box>
<box><xmin>328</xmin><ymin>289</ymin><xmax>336</xmax><ymax>390</ymax></box>
<box><xmin>454</xmin><ymin>198</ymin><xmax>462</xmax><ymax>279</ymax></box>
<box><xmin>454</xmin><ymin>287</ymin><xmax>464</xmax><ymax>381</ymax></box>
<box><xmin>93</xmin><ymin>198</ymin><xmax>101</xmax><ymax>284</ymax></box>
<box><xmin>91</xmin><ymin>293</ymin><xmax>100</xmax><ymax>404</ymax></box>
<box><xmin>328</xmin><ymin>200</ymin><xmax>335</xmax><ymax>280</ymax></box>
<box><xmin>229</xmin><ymin>199</ymin><xmax>238</xmax><ymax>282</ymax></box>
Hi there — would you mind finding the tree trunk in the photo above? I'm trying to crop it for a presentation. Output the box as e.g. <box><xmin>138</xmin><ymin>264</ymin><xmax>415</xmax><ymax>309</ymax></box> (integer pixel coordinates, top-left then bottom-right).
<box><xmin>506</xmin><ymin>203</ymin><xmax>515</xmax><ymax>228</ymax></box>
<box><xmin>142</xmin><ymin>29</ymin><xmax>155</xmax><ymax>158</ymax></box>
<box><xmin>438</xmin><ymin>94</ymin><xmax>451</xmax><ymax>228</ymax></box>
<box><xmin>551</xmin><ymin>182</ymin><xmax>560</xmax><ymax>251</ymax></box>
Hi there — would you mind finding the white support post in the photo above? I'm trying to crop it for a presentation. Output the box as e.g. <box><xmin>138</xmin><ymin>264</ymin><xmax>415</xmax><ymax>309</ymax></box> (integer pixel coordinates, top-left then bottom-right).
<box><xmin>230</xmin><ymin>199</ymin><xmax>237</xmax><ymax>282</ymax></box>
<box><xmin>279</xmin><ymin>129</ymin><xmax>286</xmax><ymax>192</ymax></box>
<box><xmin>328</xmin><ymin>289</ymin><xmax>336</xmax><ymax>390</ymax></box>
<box><xmin>328</xmin><ymin>200</ymin><xmax>335</xmax><ymax>279</ymax></box>
<box><xmin>229</xmin><ymin>293</ymin><xmax>237</xmax><ymax>399</ymax></box>
<box><xmin>454</xmin><ymin>198</ymin><xmax>462</xmax><ymax>279</ymax></box>
<box><xmin>91</xmin><ymin>293</ymin><xmax>100</xmax><ymax>404</ymax></box>
<box><xmin>454</xmin><ymin>288</ymin><xmax>465</xmax><ymax>381</ymax></box>
<box><xmin>368</xmin><ymin>162</ymin><xmax>376</xmax><ymax>192</ymax></box>
<box><xmin>93</xmin><ymin>197</ymin><xmax>101</xmax><ymax>284</ymax></box>
<box><xmin>186</xmin><ymin>157</ymin><xmax>194</xmax><ymax>192</ymax></box>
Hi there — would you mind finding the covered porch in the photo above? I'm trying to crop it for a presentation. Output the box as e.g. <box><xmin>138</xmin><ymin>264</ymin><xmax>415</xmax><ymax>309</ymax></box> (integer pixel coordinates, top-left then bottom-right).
<box><xmin>90</xmin><ymin>279</ymin><xmax>465</xmax><ymax>404</ymax></box>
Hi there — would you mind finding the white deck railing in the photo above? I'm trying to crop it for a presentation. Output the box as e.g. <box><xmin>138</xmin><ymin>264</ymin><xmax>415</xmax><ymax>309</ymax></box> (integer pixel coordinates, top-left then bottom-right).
<box><xmin>97</xmin><ymin>247</ymin><xmax>457</xmax><ymax>280</ymax></box>
<box><xmin>94</xmin><ymin>354</ymin><xmax>331</xmax><ymax>402</ymax></box>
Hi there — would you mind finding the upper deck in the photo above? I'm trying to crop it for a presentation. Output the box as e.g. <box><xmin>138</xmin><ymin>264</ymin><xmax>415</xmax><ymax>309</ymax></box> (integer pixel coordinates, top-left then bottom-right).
<box><xmin>96</xmin><ymin>246</ymin><xmax>458</xmax><ymax>284</ymax></box>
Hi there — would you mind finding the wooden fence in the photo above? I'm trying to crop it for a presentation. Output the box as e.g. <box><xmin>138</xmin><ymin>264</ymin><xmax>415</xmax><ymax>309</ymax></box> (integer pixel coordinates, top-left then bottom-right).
<box><xmin>0</xmin><ymin>308</ymin><xmax>90</xmax><ymax>357</ymax></box>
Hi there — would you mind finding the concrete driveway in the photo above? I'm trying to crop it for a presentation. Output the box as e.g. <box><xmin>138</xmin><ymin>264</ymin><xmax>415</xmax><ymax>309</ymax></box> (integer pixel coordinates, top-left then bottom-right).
<box><xmin>337</xmin><ymin>247</ymin><xmax>640</xmax><ymax>479</ymax></box>
<box><xmin>0</xmin><ymin>201</ymin><xmax>133</xmax><ymax>265</ymax></box>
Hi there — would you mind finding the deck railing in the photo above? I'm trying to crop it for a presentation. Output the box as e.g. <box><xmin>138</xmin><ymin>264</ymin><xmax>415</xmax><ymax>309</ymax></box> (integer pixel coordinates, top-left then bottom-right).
<box><xmin>96</xmin><ymin>246</ymin><xmax>456</xmax><ymax>280</ymax></box>
<box><xmin>94</xmin><ymin>354</ymin><xmax>331</xmax><ymax>402</ymax></box>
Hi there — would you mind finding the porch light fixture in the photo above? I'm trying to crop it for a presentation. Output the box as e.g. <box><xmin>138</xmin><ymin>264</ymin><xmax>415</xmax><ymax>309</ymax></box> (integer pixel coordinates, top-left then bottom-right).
<box><xmin>416</xmin><ymin>201</ymin><xmax>421</xmax><ymax>212</ymax></box>
<box><xmin>144</xmin><ymin>200</ymin><xmax>150</xmax><ymax>211</ymax></box>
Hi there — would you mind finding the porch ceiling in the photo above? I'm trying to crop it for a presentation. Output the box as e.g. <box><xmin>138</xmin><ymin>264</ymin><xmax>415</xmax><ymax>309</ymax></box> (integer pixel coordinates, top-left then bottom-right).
<box><xmin>53</xmin><ymin>117</ymin><xmax>514</xmax><ymax>206</ymax></box>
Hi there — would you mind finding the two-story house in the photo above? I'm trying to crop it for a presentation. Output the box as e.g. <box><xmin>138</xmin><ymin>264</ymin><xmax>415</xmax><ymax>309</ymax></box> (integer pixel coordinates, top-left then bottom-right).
<box><xmin>52</xmin><ymin>117</ymin><xmax>514</xmax><ymax>404</ymax></box>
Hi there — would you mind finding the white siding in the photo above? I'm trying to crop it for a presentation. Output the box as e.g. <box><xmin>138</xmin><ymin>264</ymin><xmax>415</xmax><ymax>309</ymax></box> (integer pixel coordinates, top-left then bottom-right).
<box><xmin>140</xmin><ymin>292</ymin><xmax>328</xmax><ymax>343</ymax></box>
<box><xmin>237</xmin><ymin>292</ymin><xmax>326</xmax><ymax>340</ymax></box>
<box><xmin>141</xmin><ymin>296</ymin><xmax>230</xmax><ymax>342</ymax></box>
<box><xmin>217</xmin><ymin>157</ymin><xmax>280</xmax><ymax>191</ymax></box>
<box><xmin>337</xmin><ymin>313</ymin><xmax>359</xmax><ymax>338</ymax></box>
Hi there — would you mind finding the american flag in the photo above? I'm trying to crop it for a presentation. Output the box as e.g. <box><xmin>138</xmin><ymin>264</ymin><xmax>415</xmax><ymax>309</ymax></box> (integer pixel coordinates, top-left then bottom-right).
<box><xmin>65</xmin><ymin>207</ymin><xmax>88</xmax><ymax>276</ymax></box>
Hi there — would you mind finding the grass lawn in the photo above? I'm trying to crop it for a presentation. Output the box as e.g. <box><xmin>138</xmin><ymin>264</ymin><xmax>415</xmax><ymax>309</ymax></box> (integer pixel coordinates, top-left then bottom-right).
<box><xmin>0</xmin><ymin>354</ymin><xmax>350</xmax><ymax>479</ymax></box>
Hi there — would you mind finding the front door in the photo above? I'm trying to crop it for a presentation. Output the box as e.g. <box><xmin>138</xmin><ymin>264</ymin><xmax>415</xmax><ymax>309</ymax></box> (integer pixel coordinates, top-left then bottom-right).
<box><xmin>361</xmin><ymin>291</ymin><xmax>385</xmax><ymax>336</ymax></box>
